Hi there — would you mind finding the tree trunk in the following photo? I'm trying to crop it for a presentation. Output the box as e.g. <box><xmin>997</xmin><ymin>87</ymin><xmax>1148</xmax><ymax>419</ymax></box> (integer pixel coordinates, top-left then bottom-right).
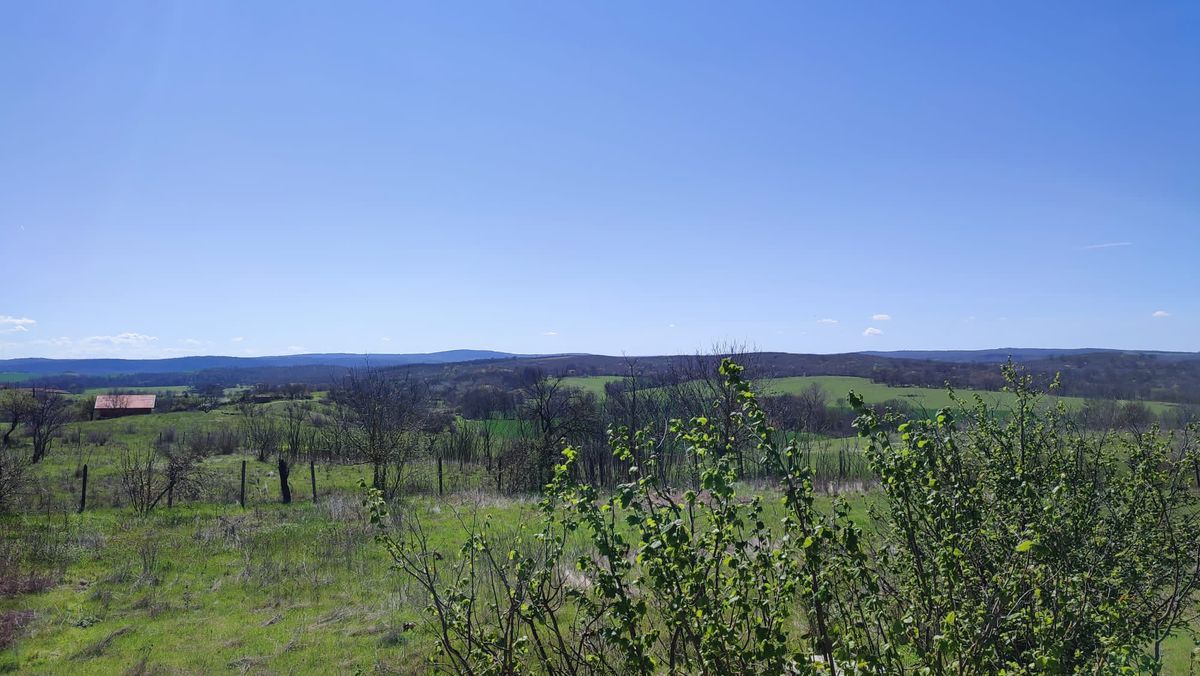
<box><xmin>78</xmin><ymin>464</ymin><xmax>88</xmax><ymax>514</ymax></box>
<box><xmin>310</xmin><ymin>457</ymin><xmax>317</xmax><ymax>502</ymax></box>
<box><xmin>278</xmin><ymin>457</ymin><xmax>291</xmax><ymax>504</ymax></box>
<box><xmin>1</xmin><ymin>420</ymin><xmax>17</xmax><ymax>449</ymax></box>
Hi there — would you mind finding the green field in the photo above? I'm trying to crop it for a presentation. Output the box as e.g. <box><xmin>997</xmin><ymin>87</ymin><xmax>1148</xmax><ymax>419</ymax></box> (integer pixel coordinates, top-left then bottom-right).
<box><xmin>79</xmin><ymin>385</ymin><xmax>192</xmax><ymax>397</ymax></box>
<box><xmin>764</xmin><ymin>375</ymin><xmax>1179</xmax><ymax>415</ymax></box>
<box><xmin>461</xmin><ymin>417</ymin><xmax>529</xmax><ymax>440</ymax></box>
<box><xmin>2</xmin><ymin>383</ymin><xmax>1195</xmax><ymax>672</ymax></box>
<box><xmin>556</xmin><ymin>374</ymin><xmax>1179</xmax><ymax>416</ymax></box>
<box><xmin>0</xmin><ymin>372</ymin><xmax>32</xmax><ymax>383</ymax></box>
<box><xmin>557</xmin><ymin>375</ymin><xmax>620</xmax><ymax>397</ymax></box>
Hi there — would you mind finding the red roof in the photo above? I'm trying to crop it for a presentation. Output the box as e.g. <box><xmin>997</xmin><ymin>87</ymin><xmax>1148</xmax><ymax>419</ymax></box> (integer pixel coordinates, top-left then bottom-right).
<box><xmin>94</xmin><ymin>394</ymin><xmax>157</xmax><ymax>410</ymax></box>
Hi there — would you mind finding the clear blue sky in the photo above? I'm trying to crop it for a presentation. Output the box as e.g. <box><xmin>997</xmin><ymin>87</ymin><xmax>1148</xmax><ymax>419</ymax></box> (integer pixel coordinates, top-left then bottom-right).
<box><xmin>2</xmin><ymin>1</ymin><xmax>1197</xmax><ymax>359</ymax></box>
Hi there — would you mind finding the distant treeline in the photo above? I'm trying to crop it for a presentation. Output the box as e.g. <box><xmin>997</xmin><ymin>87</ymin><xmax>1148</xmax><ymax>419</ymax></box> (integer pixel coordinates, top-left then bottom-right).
<box><xmin>18</xmin><ymin>350</ymin><xmax>1200</xmax><ymax>406</ymax></box>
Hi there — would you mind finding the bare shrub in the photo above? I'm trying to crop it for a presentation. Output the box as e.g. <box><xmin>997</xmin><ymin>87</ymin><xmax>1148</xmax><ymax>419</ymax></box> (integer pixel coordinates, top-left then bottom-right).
<box><xmin>137</xmin><ymin>535</ymin><xmax>160</xmax><ymax>582</ymax></box>
<box><xmin>119</xmin><ymin>442</ymin><xmax>212</xmax><ymax>513</ymax></box>
<box><xmin>0</xmin><ymin>610</ymin><xmax>35</xmax><ymax>650</ymax></box>
<box><xmin>0</xmin><ymin>446</ymin><xmax>31</xmax><ymax>512</ymax></box>
<box><xmin>184</xmin><ymin>427</ymin><xmax>238</xmax><ymax>456</ymax></box>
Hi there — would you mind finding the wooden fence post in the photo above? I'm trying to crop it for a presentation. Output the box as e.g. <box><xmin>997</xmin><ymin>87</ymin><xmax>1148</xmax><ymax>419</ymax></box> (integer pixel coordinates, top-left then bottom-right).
<box><xmin>437</xmin><ymin>455</ymin><xmax>444</xmax><ymax>496</ymax></box>
<box><xmin>77</xmin><ymin>464</ymin><xmax>88</xmax><ymax>514</ymax></box>
<box><xmin>240</xmin><ymin>460</ymin><xmax>247</xmax><ymax>508</ymax></box>
<box><xmin>310</xmin><ymin>458</ymin><xmax>317</xmax><ymax>502</ymax></box>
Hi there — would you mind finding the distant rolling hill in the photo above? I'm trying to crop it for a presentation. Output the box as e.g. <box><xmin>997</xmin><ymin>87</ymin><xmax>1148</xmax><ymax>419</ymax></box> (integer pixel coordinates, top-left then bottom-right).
<box><xmin>861</xmin><ymin>348</ymin><xmax>1200</xmax><ymax>363</ymax></box>
<box><xmin>0</xmin><ymin>350</ymin><xmax>518</xmax><ymax>378</ymax></box>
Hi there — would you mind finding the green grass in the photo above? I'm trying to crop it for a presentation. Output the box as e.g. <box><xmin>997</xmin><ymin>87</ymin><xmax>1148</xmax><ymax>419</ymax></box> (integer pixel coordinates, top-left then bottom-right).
<box><xmin>558</xmin><ymin>375</ymin><xmax>620</xmax><ymax>398</ymax></box>
<box><xmin>545</xmin><ymin>374</ymin><xmax>1180</xmax><ymax>417</ymax></box>
<box><xmin>0</xmin><ymin>372</ymin><xmax>33</xmax><ymax>383</ymax></box>
<box><xmin>2</xmin><ymin>498</ymin><xmax>531</xmax><ymax>673</ymax></box>
<box><xmin>4</xmin><ymin>395</ymin><xmax>1196</xmax><ymax>673</ymax></box>
<box><xmin>460</xmin><ymin>417</ymin><xmax>529</xmax><ymax>440</ymax></box>
<box><xmin>6</xmin><ymin>486</ymin><xmax>1194</xmax><ymax>673</ymax></box>
<box><xmin>763</xmin><ymin>375</ymin><xmax>1179</xmax><ymax>416</ymax></box>
<box><xmin>79</xmin><ymin>385</ymin><xmax>192</xmax><ymax>397</ymax></box>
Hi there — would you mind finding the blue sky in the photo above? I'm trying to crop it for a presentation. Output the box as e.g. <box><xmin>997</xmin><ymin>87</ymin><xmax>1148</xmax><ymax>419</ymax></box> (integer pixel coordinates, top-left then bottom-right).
<box><xmin>1</xmin><ymin>1</ymin><xmax>1197</xmax><ymax>359</ymax></box>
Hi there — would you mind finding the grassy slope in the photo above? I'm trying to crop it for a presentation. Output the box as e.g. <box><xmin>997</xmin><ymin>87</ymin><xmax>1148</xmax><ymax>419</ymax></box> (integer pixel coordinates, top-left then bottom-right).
<box><xmin>0</xmin><ymin>373</ymin><xmax>32</xmax><ymax>383</ymax></box>
<box><xmin>557</xmin><ymin>375</ymin><xmax>620</xmax><ymax>398</ymax></box>
<box><xmin>79</xmin><ymin>386</ymin><xmax>192</xmax><ymax>397</ymax></box>
<box><xmin>3</xmin><ymin>499</ymin><xmax>530</xmax><ymax>673</ymax></box>
<box><xmin>556</xmin><ymin>375</ymin><xmax>1179</xmax><ymax>415</ymax></box>
<box><xmin>4</xmin><ymin>395</ymin><xmax>1195</xmax><ymax>673</ymax></box>
<box><xmin>7</xmin><ymin>486</ymin><xmax>1193</xmax><ymax>673</ymax></box>
<box><xmin>765</xmin><ymin>375</ymin><xmax>1178</xmax><ymax>415</ymax></box>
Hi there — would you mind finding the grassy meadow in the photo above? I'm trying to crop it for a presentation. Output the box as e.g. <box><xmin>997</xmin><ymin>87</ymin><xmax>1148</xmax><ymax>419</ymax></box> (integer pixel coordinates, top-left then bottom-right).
<box><xmin>79</xmin><ymin>386</ymin><xmax>192</xmax><ymax>398</ymax></box>
<box><xmin>2</xmin><ymin>376</ymin><xmax>1197</xmax><ymax>673</ymax></box>
<box><xmin>555</xmin><ymin>373</ymin><xmax>1181</xmax><ymax>416</ymax></box>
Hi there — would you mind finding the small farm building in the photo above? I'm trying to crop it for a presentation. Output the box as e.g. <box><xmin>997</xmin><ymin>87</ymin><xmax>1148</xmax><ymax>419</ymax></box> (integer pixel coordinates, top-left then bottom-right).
<box><xmin>94</xmin><ymin>394</ymin><xmax>156</xmax><ymax>419</ymax></box>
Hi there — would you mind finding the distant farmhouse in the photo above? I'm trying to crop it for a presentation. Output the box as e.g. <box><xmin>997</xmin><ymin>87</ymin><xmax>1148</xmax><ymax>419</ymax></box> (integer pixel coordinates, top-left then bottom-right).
<box><xmin>94</xmin><ymin>394</ymin><xmax>156</xmax><ymax>419</ymax></box>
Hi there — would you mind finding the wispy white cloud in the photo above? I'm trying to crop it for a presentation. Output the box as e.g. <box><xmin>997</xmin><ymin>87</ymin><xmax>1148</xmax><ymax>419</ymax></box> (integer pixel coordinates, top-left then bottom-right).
<box><xmin>82</xmin><ymin>332</ymin><xmax>158</xmax><ymax>347</ymax></box>
<box><xmin>815</xmin><ymin>318</ymin><xmax>838</xmax><ymax>325</ymax></box>
<box><xmin>1152</xmin><ymin>310</ymin><xmax>1170</xmax><ymax>318</ymax></box>
<box><xmin>863</xmin><ymin>327</ymin><xmax>883</xmax><ymax>337</ymax></box>
<box><xmin>1082</xmin><ymin>242</ymin><xmax>1133</xmax><ymax>250</ymax></box>
<box><xmin>0</xmin><ymin>315</ymin><xmax>36</xmax><ymax>334</ymax></box>
<box><xmin>231</xmin><ymin>336</ymin><xmax>245</xmax><ymax>343</ymax></box>
<box><xmin>541</xmin><ymin>331</ymin><xmax>559</xmax><ymax>336</ymax></box>
<box><xmin>871</xmin><ymin>313</ymin><xmax>891</xmax><ymax>321</ymax></box>
<box><xmin>2</xmin><ymin>332</ymin><xmax>161</xmax><ymax>358</ymax></box>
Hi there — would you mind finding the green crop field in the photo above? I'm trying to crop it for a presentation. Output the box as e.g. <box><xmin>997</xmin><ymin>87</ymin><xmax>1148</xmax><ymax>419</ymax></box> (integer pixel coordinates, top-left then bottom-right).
<box><xmin>0</xmin><ymin>372</ymin><xmax>32</xmax><ymax>383</ymax></box>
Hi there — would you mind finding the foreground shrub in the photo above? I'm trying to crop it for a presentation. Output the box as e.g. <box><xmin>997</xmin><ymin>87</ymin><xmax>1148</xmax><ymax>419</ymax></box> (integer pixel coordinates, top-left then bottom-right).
<box><xmin>367</xmin><ymin>361</ymin><xmax>1200</xmax><ymax>673</ymax></box>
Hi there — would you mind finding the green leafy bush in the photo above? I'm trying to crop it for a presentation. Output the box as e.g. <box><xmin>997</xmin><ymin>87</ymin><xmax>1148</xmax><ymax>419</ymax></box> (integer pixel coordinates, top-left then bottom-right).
<box><xmin>366</xmin><ymin>360</ymin><xmax>1200</xmax><ymax>673</ymax></box>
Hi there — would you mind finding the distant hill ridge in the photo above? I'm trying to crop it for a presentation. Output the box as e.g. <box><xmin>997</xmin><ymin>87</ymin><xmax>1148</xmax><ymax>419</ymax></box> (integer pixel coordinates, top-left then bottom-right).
<box><xmin>0</xmin><ymin>349</ymin><xmax>519</xmax><ymax>377</ymax></box>
<box><xmin>4</xmin><ymin>348</ymin><xmax>1200</xmax><ymax>379</ymax></box>
<box><xmin>861</xmin><ymin>348</ymin><xmax>1200</xmax><ymax>363</ymax></box>
<box><xmin>6</xmin><ymin>347</ymin><xmax>1200</xmax><ymax>406</ymax></box>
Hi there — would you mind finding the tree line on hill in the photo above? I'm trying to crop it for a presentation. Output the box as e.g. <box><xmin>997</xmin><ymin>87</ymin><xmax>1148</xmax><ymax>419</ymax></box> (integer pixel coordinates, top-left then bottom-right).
<box><xmin>16</xmin><ymin>349</ymin><xmax>1200</xmax><ymax>407</ymax></box>
<box><xmin>3</xmin><ymin>352</ymin><xmax>1197</xmax><ymax>512</ymax></box>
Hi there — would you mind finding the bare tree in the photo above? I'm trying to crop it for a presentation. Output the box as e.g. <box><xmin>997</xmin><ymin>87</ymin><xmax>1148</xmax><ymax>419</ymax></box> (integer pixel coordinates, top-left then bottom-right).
<box><xmin>239</xmin><ymin>403</ymin><xmax>281</xmax><ymax>462</ymax></box>
<box><xmin>119</xmin><ymin>439</ymin><xmax>211</xmax><ymax>513</ymax></box>
<box><xmin>329</xmin><ymin>366</ymin><xmax>429</xmax><ymax>499</ymax></box>
<box><xmin>26</xmin><ymin>389</ymin><xmax>72</xmax><ymax>463</ymax></box>
<box><xmin>278</xmin><ymin>402</ymin><xmax>315</xmax><ymax>503</ymax></box>
<box><xmin>0</xmin><ymin>389</ymin><xmax>34</xmax><ymax>450</ymax></box>
<box><xmin>517</xmin><ymin>368</ymin><xmax>600</xmax><ymax>489</ymax></box>
<box><xmin>0</xmin><ymin>444</ymin><xmax>30</xmax><ymax>511</ymax></box>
